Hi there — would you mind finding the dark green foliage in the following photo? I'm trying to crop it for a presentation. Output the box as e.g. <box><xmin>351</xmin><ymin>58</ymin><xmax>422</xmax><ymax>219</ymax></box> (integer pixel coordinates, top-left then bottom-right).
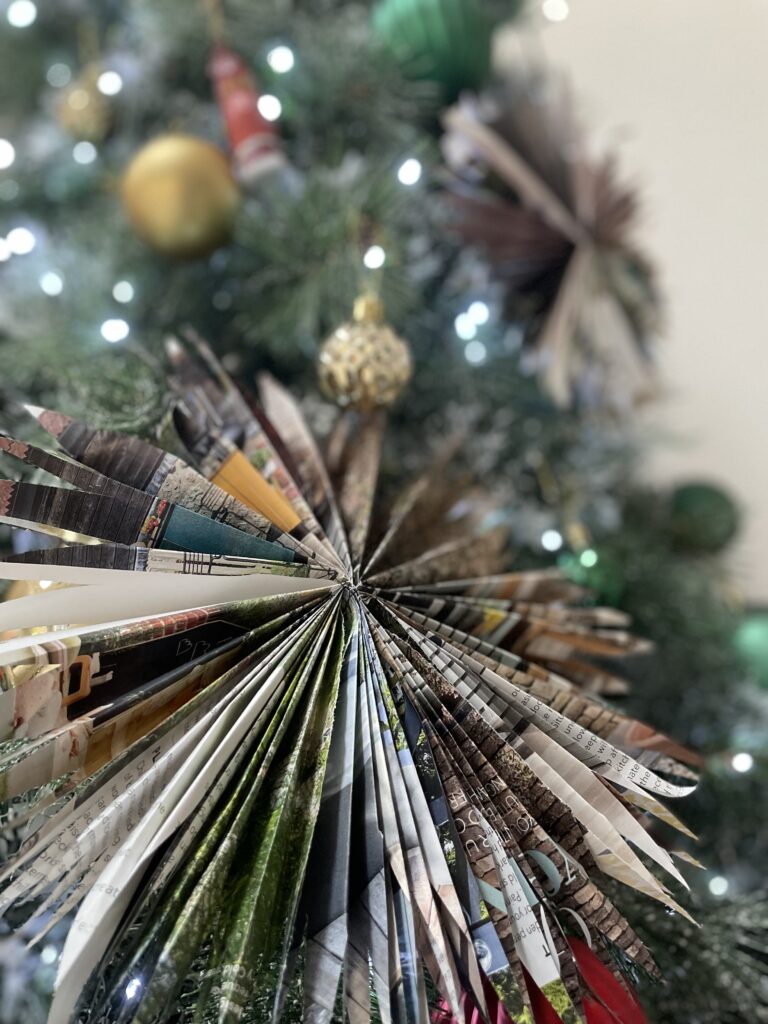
<box><xmin>560</xmin><ymin>487</ymin><xmax>767</xmax><ymax>895</ymax></box>
<box><xmin>618</xmin><ymin>890</ymin><xmax>768</xmax><ymax>1024</ymax></box>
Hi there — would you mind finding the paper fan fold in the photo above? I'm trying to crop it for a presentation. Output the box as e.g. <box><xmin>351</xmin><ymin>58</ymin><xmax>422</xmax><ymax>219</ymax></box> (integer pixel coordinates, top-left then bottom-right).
<box><xmin>0</xmin><ymin>334</ymin><xmax>696</xmax><ymax>1024</ymax></box>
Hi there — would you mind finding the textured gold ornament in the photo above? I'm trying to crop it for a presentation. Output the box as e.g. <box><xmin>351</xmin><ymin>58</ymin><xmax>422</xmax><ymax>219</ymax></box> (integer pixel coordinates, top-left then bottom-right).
<box><xmin>121</xmin><ymin>134</ymin><xmax>240</xmax><ymax>259</ymax></box>
<box><xmin>318</xmin><ymin>295</ymin><xmax>413</xmax><ymax>411</ymax></box>
<box><xmin>57</xmin><ymin>64</ymin><xmax>114</xmax><ymax>142</ymax></box>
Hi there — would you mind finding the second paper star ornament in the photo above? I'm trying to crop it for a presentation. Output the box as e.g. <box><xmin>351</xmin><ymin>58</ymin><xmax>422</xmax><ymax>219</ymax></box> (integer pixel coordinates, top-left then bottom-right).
<box><xmin>0</xmin><ymin>334</ymin><xmax>698</xmax><ymax>1024</ymax></box>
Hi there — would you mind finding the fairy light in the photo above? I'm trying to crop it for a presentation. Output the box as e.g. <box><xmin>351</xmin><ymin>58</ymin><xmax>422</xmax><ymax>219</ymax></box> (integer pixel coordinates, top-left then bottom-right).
<box><xmin>266</xmin><ymin>45</ymin><xmax>295</xmax><ymax>73</ymax></box>
<box><xmin>454</xmin><ymin>313</ymin><xmax>476</xmax><ymax>341</ymax></box>
<box><xmin>464</xmin><ymin>340</ymin><xmax>487</xmax><ymax>365</ymax></box>
<box><xmin>7</xmin><ymin>0</ymin><xmax>37</xmax><ymax>28</ymax></box>
<box><xmin>257</xmin><ymin>94</ymin><xmax>282</xmax><ymax>121</ymax></box>
<box><xmin>66</xmin><ymin>88</ymin><xmax>90</xmax><ymax>111</ymax></box>
<box><xmin>97</xmin><ymin>70</ymin><xmax>123</xmax><ymax>96</ymax></box>
<box><xmin>38</xmin><ymin>580</ymin><xmax>52</xmax><ymax>590</ymax></box>
<box><xmin>541</xmin><ymin>529</ymin><xmax>563</xmax><ymax>552</ymax></box>
<box><xmin>579</xmin><ymin>548</ymin><xmax>598</xmax><ymax>568</ymax></box>
<box><xmin>363</xmin><ymin>244</ymin><xmax>386</xmax><ymax>270</ymax></box>
<box><xmin>6</xmin><ymin>226</ymin><xmax>36</xmax><ymax>255</ymax></box>
<box><xmin>46</xmin><ymin>63</ymin><xmax>71</xmax><ymax>87</ymax></box>
<box><xmin>731</xmin><ymin>752</ymin><xmax>754</xmax><ymax>773</ymax></box>
<box><xmin>467</xmin><ymin>300</ymin><xmax>490</xmax><ymax>325</ymax></box>
<box><xmin>0</xmin><ymin>139</ymin><xmax>15</xmax><ymax>170</ymax></box>
<box><xmin>40</xmin><ymin>944</ymin><xmax>57</xmax><ymax>964</ymax></box>
<box><xmin>112</xmin><ymin>280</ymin><xmax>134</xmax><ymax>303</ymax></box>
<box><xmin>0</xmin><ymin>239</ymin><xmax>10</xmax><ymax>262</ymax></box>
<box><xmin>73</xmin><ymin>141</ymin><xmax>97</xmax><ymax>164</ymax></box>
<box><xmin>40</xmin><ymin>271</ymin><xmax>64</xmax><ymax>296</ymax></box>
<box><xmin>397</xmin><ymin>157</ymin><xmax>422</xmax><ymax>186</ymax></box>
<box><xmin>542</xmin><ymin>0</ymin><xmax>569</xmax><ymax>22</ymax></box>
<box><xmin>708</xmin><ymin>875</ymin><xmax>729</xmax><ymax>897</ymax></box>
<box><xmin>125</xmin><ymin>978</ymin><xmax>142</xmax><ymax>1000</ymax></box>
<box><xmin>101</xmin><ymin>318</ymin><xmax>130</xmax><ymax>343</ymax></box>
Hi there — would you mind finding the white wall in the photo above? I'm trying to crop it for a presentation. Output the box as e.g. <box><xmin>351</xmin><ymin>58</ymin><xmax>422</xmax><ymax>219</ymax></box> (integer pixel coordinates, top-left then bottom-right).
<box><xmin>498</xmin><ymin>1</ymin><xmax>768</xmax><ymax>600</ymax></box>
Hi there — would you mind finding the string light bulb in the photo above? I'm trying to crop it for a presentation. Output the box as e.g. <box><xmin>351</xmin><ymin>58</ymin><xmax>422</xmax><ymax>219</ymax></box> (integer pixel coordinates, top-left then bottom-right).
<box><xmin>112</xmin><ymin>280</ymin><xmax>134</xmax><ymax>303</ymax></box>
<box><xmin>541</xmin><ymin>529</ymin><xmax>563</xmax><ymax>552</ymax></box>
<box><xmin>101</xmin><ymin>318</ymin><xmax>129</xmax><ymax>343</ymax></box>
<box><xmin>266</xmin><ymin>45</ymin><xmax>295</xmax><ymax>73</ymax></box>
<box><xmin>731</xmin><ymin>752</ymin><xmax>754</xmax><ymax>773</ymax></box>
<box><xmin>579</xmin><ymin>548</ymin><xmax>598</xmax><ymax>568</ymax></box>
<box><xmin>363</xmin><ymin>245</ymin><xmax>386</xmax><ymax>270</ymax></box>
<box><xmin>397</xmin><ymin>158</ymin><xmax>422</xmax><ymax>186</ymax></box>
<box><xmin>257</xmin><ymin>95</ymin><xmax>282</xmax><ymax>121</ymax></box>
<box><xmin>125</xmin><ymin>978</ymin><xmax>142</xmax><ymax>999</ymax></box>
<box><xmin>708</xmin><ymin>875</ymin><xmax>729</xmax><ymax>897</ymax></box>
<box><xmin>464</xmin><ymin>340</ymin><xmax>487</xmax><ymax>365</ymax></box>
<box><xmin>0</xmin><ymin>139</ymin><xmax>15</xmax><ymax>170</ymax></box>
<box><xmin>46</xmin><ymin>63</ymin><xmax>71</xmax><ymax>87</ymax></box>
<box><xmin>542</xmin><ymin>0</ymin><xmax>569</xmax><ymax>22</ymax></box>
<box><xmin>7</xmin><ymin>0</ymin><xmax>37</xmax><ymax>27</ymax></box>
<box><xmin>454</xmin><ymin>313</ymin><xmax>476</xmax><ymax>341</ymax></box>
<box><xmin>40</xmin><ymin>271</ymin><xmax>64</xmax><ymax>296</ymax></box>
<box><xmin>40</xmin><ymin>944</ymin><xmax>57</xmax><ymax>964</ymax></box>
<box><xmin>6</xmin><ymin>226</ymin><xmax>36</xmax><ymax>255</ymax></box>
<box><xmin>467</xmin><ymin>300</ymin><xmax>490</xmax><ymax>325</ymax></box>
<box><xmin>97</xmin><ymin>70</ymin><xmax>123</xmax><ymax>96</ymax></box>
<box><xmin>73</xmin><ymin>141</ymin><xmax>97</xmax><ymax>165</ymax></box>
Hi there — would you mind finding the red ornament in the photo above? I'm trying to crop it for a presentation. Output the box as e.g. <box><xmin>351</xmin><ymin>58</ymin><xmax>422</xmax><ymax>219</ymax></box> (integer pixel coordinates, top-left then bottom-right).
<box><xmin>208</xmin><ymin>44</ymin><xmax>284</xmax><ymax>186</ymax></box>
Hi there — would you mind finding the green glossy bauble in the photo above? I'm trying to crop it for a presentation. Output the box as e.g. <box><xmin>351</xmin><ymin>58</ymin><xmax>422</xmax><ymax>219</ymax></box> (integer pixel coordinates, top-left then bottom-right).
<box><xmin>668</xmin><ymin>481</ymin><xmax>740</xmax><ymax>554</ymax></box>
<box><xmin>372</xmin><ymin>0</ymin><xmax>493</xmax><ymax>100</ymax></box>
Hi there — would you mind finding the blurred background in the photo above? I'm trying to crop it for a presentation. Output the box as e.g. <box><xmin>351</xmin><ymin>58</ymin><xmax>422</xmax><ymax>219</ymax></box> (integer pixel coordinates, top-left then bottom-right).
<box><xmin>518</xmin><ymin>0</ymin><xmax>768</xmax><ymax>602</ymax></box>
<box><xmin>0</xmin><ymin>1</ymin><xmax>766</xmax><ymax>1021</ymax></box>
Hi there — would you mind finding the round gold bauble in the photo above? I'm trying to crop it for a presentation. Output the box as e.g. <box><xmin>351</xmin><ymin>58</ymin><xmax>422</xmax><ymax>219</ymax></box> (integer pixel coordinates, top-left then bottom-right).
<box><xmin>57</xmin><ymin>64</ymin><xmax>114</xmax><ymax>142</ymax></box>
<box><xmin>121</xmin><ymin>134</ymin><xmax>240</xmax><ymax>259</ymax></box>
<box><xmin>318</xmin><ymin>295</ymin><xmax>413</xmax><ymax>412</ymax></box>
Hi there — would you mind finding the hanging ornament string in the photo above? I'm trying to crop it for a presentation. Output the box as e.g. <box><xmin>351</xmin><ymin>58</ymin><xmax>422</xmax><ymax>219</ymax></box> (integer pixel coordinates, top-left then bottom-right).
<box><xmin>202</xmin><ymin>0</ymin><xmax>226</xmax><ymax>43</ymax></box>
<box><xmin>530</xmin><ymin>455</ymin><xmax>593</xmax><ymax>553</ymax></box>
<box><xmin>57</xmin><ymin>20</ymin><xmax>115</xmax><ymax>142</ymax></box>
<box><xmin>317</xmin><ymin>219</ymin><xmax>412</xmax><ymax>412</ymax></box>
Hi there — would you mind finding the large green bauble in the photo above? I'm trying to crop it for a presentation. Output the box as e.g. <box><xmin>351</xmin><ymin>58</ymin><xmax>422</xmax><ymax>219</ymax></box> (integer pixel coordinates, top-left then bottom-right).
<box><xmin>372</xmin><ymin>0</ymin><xmax>493</xmax><ymax>101</ymax></box>
<box><xmin>668</xmin><ymin>481</ymin><xmax>740</xmax><ymax>554</ymax></box>
<box><xmin>734</xmin><ymin>612</ymin><xmax>768</xmax><ymax>686</ymax></box>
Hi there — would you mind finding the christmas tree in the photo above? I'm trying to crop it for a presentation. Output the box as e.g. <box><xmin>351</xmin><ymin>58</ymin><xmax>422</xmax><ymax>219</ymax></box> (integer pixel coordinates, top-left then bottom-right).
<box><xmin>0</xmin><ymin>1</ymin><xmax>765</xmax><ymax>1021</ymax></box>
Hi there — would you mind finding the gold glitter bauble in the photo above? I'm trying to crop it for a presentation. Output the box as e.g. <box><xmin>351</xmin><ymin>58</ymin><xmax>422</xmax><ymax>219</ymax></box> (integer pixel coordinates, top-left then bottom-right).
<box><xmin>57</xmin><ymin>64</ymin><xmax>114</xmax><ymax>142</ymax></box>
<box><xmin>318</xmin><ymin>295</ymin><xmax>413</xmax><ymax>411</ymax></box>
<box><xmin>121</xmin><ymin>134</ymin><xmax>240</xmax><ymax>259</ymax></box>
